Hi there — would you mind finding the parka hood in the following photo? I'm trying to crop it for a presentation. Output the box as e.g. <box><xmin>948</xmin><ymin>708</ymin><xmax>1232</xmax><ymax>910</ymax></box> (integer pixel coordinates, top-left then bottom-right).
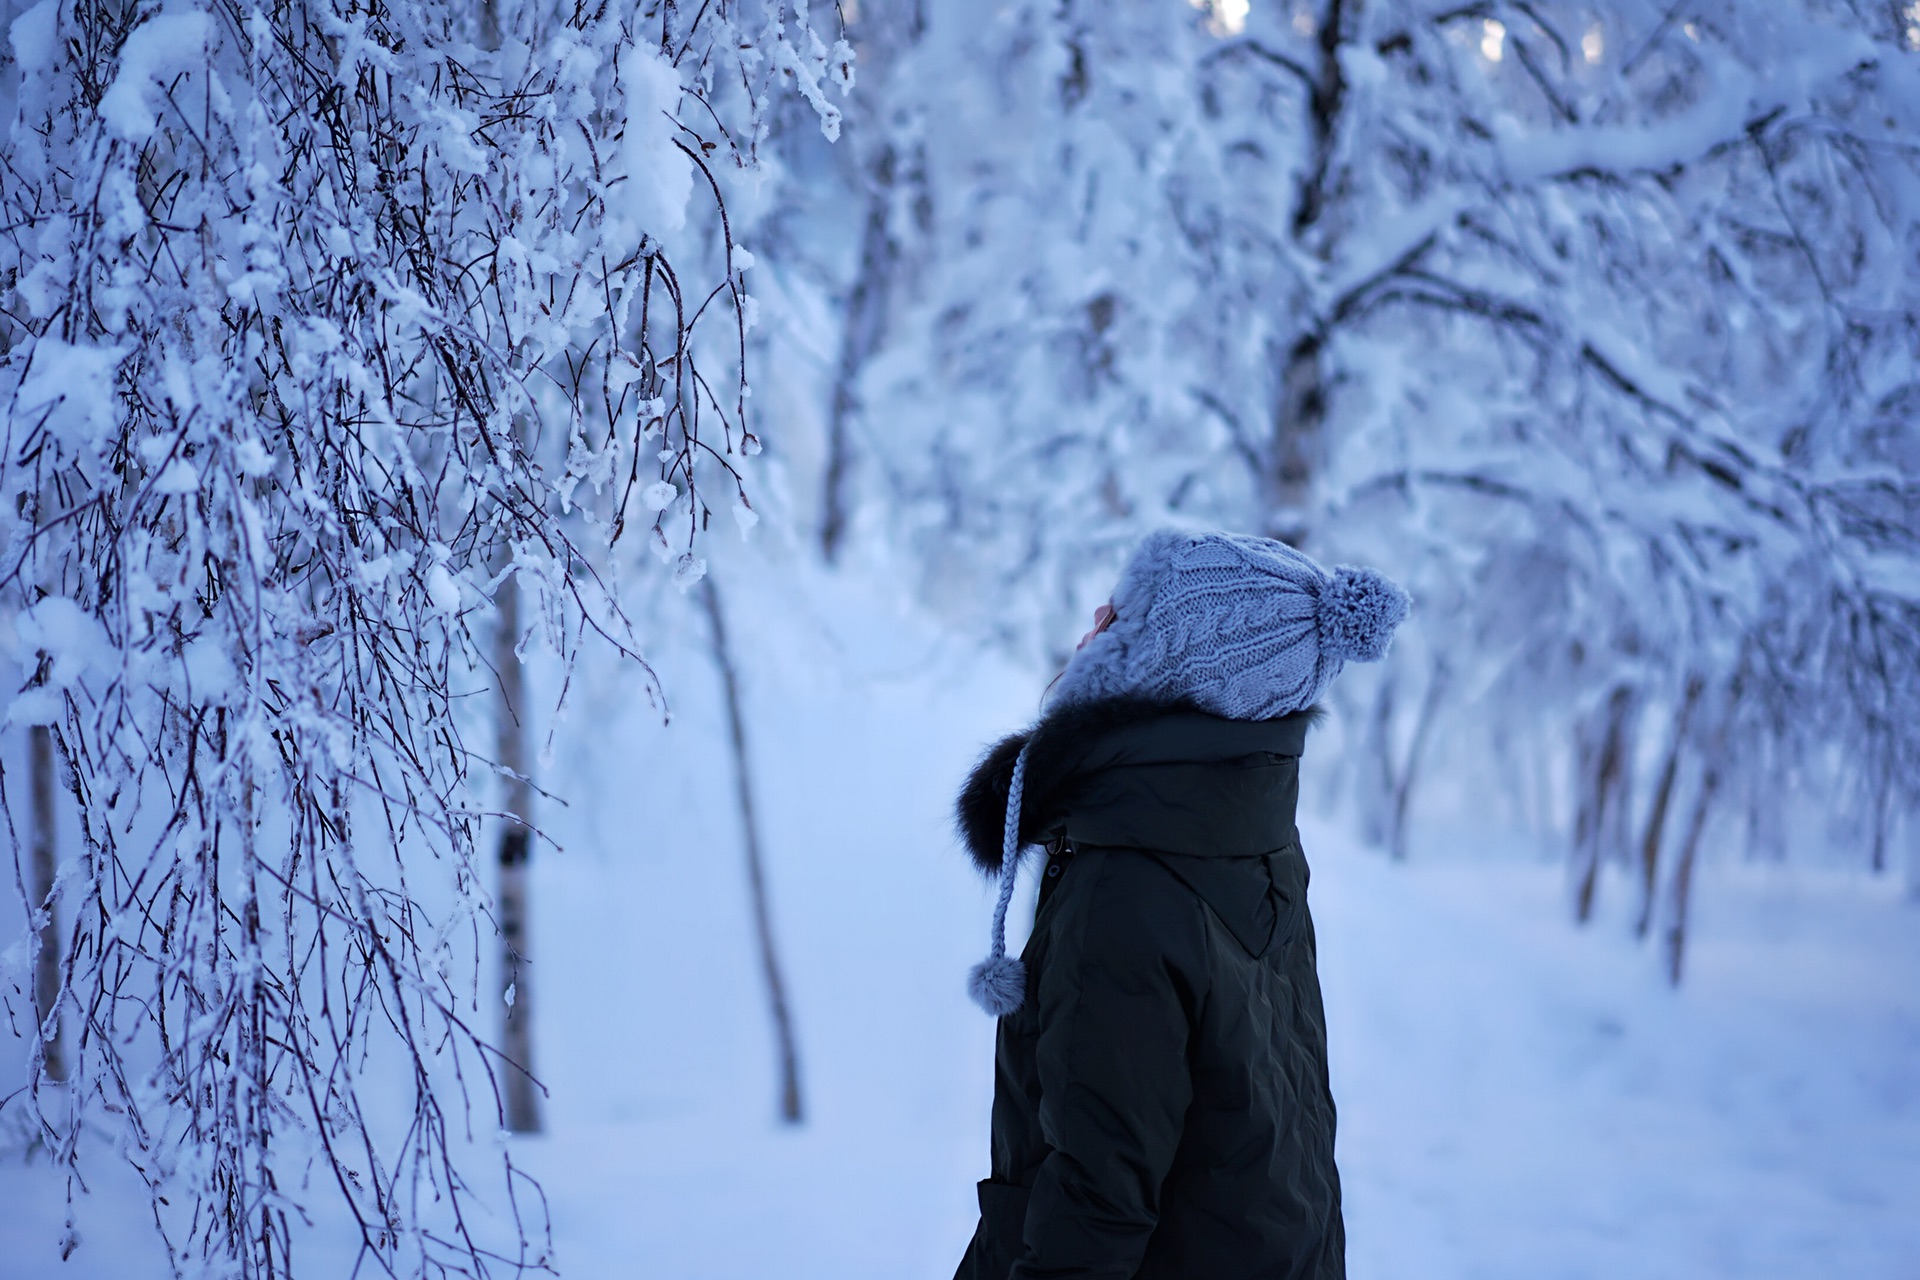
<box><xmin>956</xmin><ymin>693</ymin><xmax>1321</xmax><ymax>875</ymax></box>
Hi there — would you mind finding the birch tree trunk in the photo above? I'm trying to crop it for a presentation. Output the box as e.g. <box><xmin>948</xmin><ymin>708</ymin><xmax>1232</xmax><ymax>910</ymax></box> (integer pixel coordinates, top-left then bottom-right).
<box><xmin>29</xmin><ymin>723</ymin><xmax>63</xmax><ymax>1083</ymax></box>
<box><xmin>495</xmin><ymin>576</ymin><xmax>541</xmax><ymax>1133</ymax></box>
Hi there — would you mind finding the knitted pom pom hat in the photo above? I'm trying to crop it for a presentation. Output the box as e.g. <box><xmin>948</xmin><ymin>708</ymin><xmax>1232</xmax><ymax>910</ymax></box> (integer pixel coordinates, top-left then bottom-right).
<box><xmin>1050</xmin><ymin>529</ymin><xmax>1410</xmax><ymax>718</ymax></box>
<box><xmin>967</xmin><ymin>529</ymin><xmax>1410</xmax><ymax>1016</ymax></box>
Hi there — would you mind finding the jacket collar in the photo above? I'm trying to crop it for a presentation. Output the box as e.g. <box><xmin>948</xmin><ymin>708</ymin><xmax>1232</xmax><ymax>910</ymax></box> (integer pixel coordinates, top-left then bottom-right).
<box><xmin>956</xmin><ymin>693</ymin><xmax>1320</xmax><ymax>874</ymax></box>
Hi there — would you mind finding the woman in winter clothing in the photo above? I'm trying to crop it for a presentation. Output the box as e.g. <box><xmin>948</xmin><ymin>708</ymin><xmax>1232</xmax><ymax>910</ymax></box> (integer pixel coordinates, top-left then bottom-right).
<box><xmin>952</xmin><ymin>529</ymin><xmax>1409</xmax><ymax>1280</ymax></box>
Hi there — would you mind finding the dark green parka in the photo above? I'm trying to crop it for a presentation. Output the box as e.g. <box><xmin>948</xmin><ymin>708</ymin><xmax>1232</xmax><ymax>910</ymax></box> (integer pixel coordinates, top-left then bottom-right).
<box><xmin>953</xmin><ymin>694</ymin><xmax>1343</xmax><ymax>1280</ymax></box>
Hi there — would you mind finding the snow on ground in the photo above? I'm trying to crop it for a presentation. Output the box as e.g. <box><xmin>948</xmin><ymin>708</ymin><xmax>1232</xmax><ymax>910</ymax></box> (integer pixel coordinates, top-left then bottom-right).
<box><xmin>3</xmin><ymin>564</ymin><xmax>1917</xmax><ymax>1278</ymax></box>
<box><xmin>1320</xmin><ymin>850</ymin><xmax>1920</xmax><ymax>1280</ymax></box>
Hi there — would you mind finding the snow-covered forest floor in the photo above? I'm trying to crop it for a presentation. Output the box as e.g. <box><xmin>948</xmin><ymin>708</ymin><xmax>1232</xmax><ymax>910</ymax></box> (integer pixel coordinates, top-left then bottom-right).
<box><xmin>3</xmin><ymin>564</ymin><xmax>1914</xmax><ymax>1279</ymax></box>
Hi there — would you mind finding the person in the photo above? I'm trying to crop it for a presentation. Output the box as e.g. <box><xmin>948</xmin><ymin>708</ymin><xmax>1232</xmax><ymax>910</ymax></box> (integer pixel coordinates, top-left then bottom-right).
<box><xmin>951</xmin><ymin>529</ymin><xmax>1409</xmax><ymax>1280</ymax></box>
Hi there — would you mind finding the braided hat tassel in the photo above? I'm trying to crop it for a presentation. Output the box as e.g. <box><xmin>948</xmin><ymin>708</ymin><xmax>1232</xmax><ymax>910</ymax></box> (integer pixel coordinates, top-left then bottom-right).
<box><xmin>967</xmin><ymin>742</ymin><xmax>1032</xmax><ymax>1016</ymax></box>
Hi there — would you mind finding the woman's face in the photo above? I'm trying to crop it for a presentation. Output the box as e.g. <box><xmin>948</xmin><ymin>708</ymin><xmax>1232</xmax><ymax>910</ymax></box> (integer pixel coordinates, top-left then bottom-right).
<box><xmin>1077</xmin><ymin>602</ymin><xmax>1117</xmax><ymax>651</ymax></box>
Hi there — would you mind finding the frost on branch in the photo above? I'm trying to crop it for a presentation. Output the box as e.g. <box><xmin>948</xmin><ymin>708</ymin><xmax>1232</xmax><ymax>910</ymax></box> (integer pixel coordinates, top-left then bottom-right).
<box><xmin>0</xmin><ymin>0</ymin><xmax>846</xmax><ymax>1274</ymax></box>
<box><xmin>838</xmin><ymin>1</ymin><xmax>1920</xmax><ymax>924</ymax></box>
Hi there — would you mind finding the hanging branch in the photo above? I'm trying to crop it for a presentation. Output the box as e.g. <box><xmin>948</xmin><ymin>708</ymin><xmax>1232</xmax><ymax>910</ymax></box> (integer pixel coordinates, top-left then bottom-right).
<box><xmin>0</xmin><ymin>1</ymin><xmax>852</xmax><ymax>1274</ymax></box>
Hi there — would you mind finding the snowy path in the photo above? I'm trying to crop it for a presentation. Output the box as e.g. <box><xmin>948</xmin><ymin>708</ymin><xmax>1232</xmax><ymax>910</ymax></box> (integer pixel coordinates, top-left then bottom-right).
<box><xmin>3</xmin><ymin>599</ymin><xmax>1916</xmax><ymax>1278</ymax></box>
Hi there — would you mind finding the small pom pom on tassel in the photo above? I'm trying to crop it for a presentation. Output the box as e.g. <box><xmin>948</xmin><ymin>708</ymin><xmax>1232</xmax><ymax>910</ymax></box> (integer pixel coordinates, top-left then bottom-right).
<box><xmin>969</xmin><ymin>742</ymin><xmax>1033</xmax><ymax>1016</ymax></box>
<box><xmin>968</xmin><ymin>954</ymin><xmax>1027</xmax><ymax>1016</ymax></box>
<box><xmin>1317</xmin><ymin>565</ymin><xmax>1411</xmax><ymax>663</ymax></box>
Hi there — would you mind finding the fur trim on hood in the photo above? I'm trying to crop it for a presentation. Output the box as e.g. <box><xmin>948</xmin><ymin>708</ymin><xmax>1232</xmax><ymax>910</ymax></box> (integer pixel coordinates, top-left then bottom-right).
<box><xmin>955</xmin><ymin>693</ymin><xmax>1323</xmax><ymax>874</ymax></box>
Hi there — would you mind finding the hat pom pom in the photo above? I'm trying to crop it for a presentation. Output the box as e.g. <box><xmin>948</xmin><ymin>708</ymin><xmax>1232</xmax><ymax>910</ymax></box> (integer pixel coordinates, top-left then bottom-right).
<box><xmin>1318</xmin><ymin>565</ymin><xmax>1410</xmax><ymax>662</ymax></box>
<box><xmin>968</xmin><ymin>954</ymin><xmax>1027</xmax><ymax>1016</ymax></box>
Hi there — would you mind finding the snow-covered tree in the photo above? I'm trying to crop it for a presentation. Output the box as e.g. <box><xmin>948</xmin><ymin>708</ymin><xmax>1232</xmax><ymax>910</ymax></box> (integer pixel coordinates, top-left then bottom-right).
<box><xmin>826</xmin><ymin>0</ymin><xmax>1920</xmax><ymax>957</ymax></box>
<box><xmin>0</xmin><ymin>0</ymin><xmax>847</xmax><ymax>1272</ymax></box>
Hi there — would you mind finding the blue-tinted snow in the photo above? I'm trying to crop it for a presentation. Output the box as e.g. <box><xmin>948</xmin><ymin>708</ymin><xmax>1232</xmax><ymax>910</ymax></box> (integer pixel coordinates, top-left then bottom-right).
<box><xmin>5</xmin><ymin>560</ymin><xmax>1910</xmax><ymax>1278</ymax></box>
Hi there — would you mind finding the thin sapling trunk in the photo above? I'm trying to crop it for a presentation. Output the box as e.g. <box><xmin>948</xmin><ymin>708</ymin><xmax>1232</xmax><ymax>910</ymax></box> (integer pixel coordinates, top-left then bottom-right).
<box><xmin>1636</xmin><ymin>676</ymin><xmax>1702</xmax><ymax>938</ymax></box>
<box><xmin>1573</xmin><ymin>687</ymin><xmax>1634</xmax><ymax>924</ymax></box>
<box><xmin>1665</xmin><ymin>759</ymin><xmax>1721</xmax><ymax>986</ymax></box>
<box><xmin>1389</xmin><ymin>661</ymin><xmax>1449</xmax><ymax>862</ymax></box>
<box><xmin>701</xmin><ymin>578</ymin><xmax>804</xmax><ymax>1124</ymax></box>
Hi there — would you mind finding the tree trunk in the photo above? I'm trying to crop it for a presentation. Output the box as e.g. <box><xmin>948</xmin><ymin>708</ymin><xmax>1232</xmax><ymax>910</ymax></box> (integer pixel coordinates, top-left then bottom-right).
<box><xmin>822</xmin><ymin>159</ymin><xmax>897</xmax><ymax>563</ymax></box>
<box><xmin>1265</xmin><ymin>331</ymin><xmax>1325</xmax><ymax>547</ymax></box>
<box><xmin>1359</xmin><ymin>674</ymin><xmax>1396</xmax><ymax>848</ymax></box>
<box><xmin>1388</xmin><ymin>661</ymin><xmax>1448</xmax><ymax>862</ymax></box>
<box><xmin>700</xmin><ymin>578</ymin><xmax>804</xmax><ymax>1124</ymax></box>
<box><xmin>1572</xmin><ymin>686</ymin><xmax>1634</xmax><ymax>924</ymax></box>
<box><xmin>1636</xmin><ymin>676</ymin><xmax>1702</xmax><ymax>938</ymax></box>
<box><xmin>29</xmin><ymin>723</ymin><xmax>63</xmax><ymax>1083</ymax></box>
<box><xmin>494</xmin><ymin>575</ymin><xmax>541</xmax><ymax>1134</ymax></box>
<box><xmin>1264</xmin><ymin>0</ymin><xmax>1363</xmax><ymax>546</ymax></box>
<box><xmin>1869</xmin><ymin>755</ymin><xmax>1893</xmax><ymax>875</ymax></box>
<box><xmin>1292</xmin><ymin>0</ymin><xmax>1355</xmax><ymax>242</ymax></box>
<box><xmin>1665</xmin><ymin>761</ymin><xmax>1721</xmax><ymax>986</ymax></box>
